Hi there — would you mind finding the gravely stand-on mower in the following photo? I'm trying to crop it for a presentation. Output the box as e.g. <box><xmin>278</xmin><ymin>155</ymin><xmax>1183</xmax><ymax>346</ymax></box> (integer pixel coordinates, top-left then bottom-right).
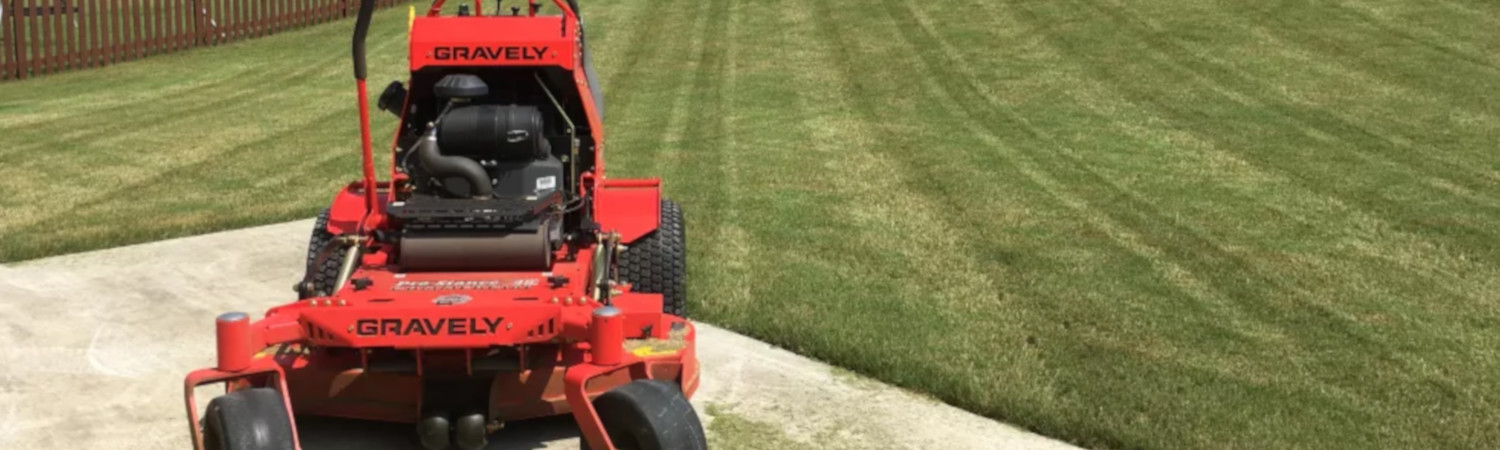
<box><xmin>182</xmin><ymin>1</ymin><xmax>705</xmax><ymax>449</ymax></box>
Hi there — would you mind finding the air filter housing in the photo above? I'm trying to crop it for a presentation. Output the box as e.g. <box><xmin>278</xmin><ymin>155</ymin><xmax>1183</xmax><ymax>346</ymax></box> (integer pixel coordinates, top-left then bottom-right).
<box><xmin>437</xmin><ymin>105</ymin><xmax>548</xmax><ymax>160</ymax></box>
<box><xmin>433</xmin><ymin>74</ymin><xmax>489</xmax><ymax>100</ymax></box>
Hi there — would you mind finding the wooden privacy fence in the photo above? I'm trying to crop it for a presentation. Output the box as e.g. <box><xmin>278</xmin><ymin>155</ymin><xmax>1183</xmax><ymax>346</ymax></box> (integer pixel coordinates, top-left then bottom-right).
<box><xmin>0</xmin><ymin>0</ymin><xmax>404</xmax><ymax>81</ymax></box>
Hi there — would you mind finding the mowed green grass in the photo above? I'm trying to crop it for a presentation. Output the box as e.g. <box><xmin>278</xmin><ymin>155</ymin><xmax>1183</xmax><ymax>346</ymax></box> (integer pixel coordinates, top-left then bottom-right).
<box><xmin>0</xmin><ymin>6</ymin><xmax>412</xmax><ymax>256</ymax></box>
<box><xmin>4</xmin><ymin>1</ymin><xmax>1500</xmax><ymax>449</ymax></box>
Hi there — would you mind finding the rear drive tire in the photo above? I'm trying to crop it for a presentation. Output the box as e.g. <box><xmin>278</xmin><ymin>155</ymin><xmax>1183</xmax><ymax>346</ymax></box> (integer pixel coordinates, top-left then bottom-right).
<box><xmin>201</xmin><ymin>388</ymin><xmax>295</xmax><ymax>450</ymax></box>
<box><xmin>618</xmin><ymin>199</ymin><xmax>687</xmax><ymax>317</ymax></box>
<box><xmin>581</xmin><ymin>380</ymin><xmax>706</xmax><ymax>450</ymax></box>
<box><xmin>300</xmin><ymin>209</ymin><xmax>348</xmax><ymax>299</ymax></box>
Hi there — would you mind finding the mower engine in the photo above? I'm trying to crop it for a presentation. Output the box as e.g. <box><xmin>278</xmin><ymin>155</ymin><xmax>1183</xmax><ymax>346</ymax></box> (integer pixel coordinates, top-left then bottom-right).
<box><xmin>390</xmin><ymin>73</ymin><xmax>567</xmax><ymax>272</ymax></box>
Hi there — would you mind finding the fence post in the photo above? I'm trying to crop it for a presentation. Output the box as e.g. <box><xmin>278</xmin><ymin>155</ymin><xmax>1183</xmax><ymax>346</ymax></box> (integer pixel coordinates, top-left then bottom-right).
<box><xmin>4</xmin><ymin>0</ymin><xmax>24</xmax><ymax>79</ymax></box>
<box><xmin>191</xmin><ymin>0</ymin><xmax>206</xmax><ymax>45</ymax></box>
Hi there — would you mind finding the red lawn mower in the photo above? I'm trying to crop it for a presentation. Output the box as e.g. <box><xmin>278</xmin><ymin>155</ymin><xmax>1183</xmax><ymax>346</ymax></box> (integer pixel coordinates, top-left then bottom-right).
<box><xmin>182</xmin><ymin>1</ymin><xmax>704</xmax><ymax>449</ymax></box>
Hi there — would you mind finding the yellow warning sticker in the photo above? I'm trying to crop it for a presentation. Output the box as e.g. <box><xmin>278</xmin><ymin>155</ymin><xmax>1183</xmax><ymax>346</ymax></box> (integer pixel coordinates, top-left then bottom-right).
<box><xmin>631</xmin><ymin>346</ymin><xmax>681</xmax><ymax>358</ymax></box>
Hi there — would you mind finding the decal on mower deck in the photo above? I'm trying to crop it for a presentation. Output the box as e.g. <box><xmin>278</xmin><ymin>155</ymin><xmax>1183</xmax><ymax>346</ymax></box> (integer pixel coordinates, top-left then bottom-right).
<box><xmin>393</xmin><ymin>279</ymin><xmax>539</xmax><ymax>291</ymax></box>
<box><xmin>432</xmin><ymin>294</ymin><xmax>472</xmax><ymax>306</ymax></box>
<box><xmin>355</xmin><ymin>317</ymin><xmax>506</xmax><ymax>336</ymax></box>
<box><xmin>431</xmin><ymin>46</ymin><xmax>550</xmax><ymax>61</ymax></box>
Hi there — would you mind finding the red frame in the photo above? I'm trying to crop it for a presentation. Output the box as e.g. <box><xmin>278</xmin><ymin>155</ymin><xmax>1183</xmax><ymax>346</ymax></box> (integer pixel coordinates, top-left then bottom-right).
<box><xmin>183</xmin><ymin>2</ymin><xmax>691</xmax><ymax>449</ymax></box>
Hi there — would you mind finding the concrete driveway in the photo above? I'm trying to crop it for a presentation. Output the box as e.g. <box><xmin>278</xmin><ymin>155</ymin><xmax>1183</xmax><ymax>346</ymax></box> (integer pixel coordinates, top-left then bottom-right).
<box><xmin>0</xmin><ymin>220</ymin><xmax>1078</xmax><ymax>450</ymax></box>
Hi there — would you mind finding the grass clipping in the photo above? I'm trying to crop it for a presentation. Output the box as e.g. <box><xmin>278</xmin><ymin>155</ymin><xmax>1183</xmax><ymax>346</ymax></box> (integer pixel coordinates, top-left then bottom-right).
<box><xmin>624</xmin><ymin>325</ymin><xmax>690</xmax><ymax>357</ymax></box>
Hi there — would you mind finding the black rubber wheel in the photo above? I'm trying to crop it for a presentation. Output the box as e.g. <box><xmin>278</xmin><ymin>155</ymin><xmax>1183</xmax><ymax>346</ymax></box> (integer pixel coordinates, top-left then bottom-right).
<box><xmin>619</xmin><ymin>199</ymin><xmax>687</xmax><ymax>317</ymax></box>
<box><xmin>300</xmin><ymin>209</ymin><xmax>348</xmax><ymax>299</ymax></box>
<box><xmin>201</xmin><ymin>388</ymin><xmax>295</xmax><ymax>450</ymax></box>
<box><xmin>581</xmin><ymin>380</ymin><xmax>706</xmax><ymax>450</ymax></box>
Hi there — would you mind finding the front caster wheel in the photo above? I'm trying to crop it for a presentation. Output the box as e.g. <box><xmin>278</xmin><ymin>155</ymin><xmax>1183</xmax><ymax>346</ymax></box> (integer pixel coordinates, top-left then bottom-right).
<box><xmin>582</xmin><ymin>380</ymin><xmax>707</xmax><ymax>450</ymax></box>
<box><xmin>201</xmin><ymin>388</ymin><xmax>295</xmax><ymax>450</ymax></box>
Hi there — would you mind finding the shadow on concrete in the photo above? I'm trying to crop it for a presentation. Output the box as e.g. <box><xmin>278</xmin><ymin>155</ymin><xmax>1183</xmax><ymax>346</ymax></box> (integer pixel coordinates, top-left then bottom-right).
<box><xmin>297</xmin><ymin>414</ymin><xmax>581</xmax><ymax>449</ymax></box>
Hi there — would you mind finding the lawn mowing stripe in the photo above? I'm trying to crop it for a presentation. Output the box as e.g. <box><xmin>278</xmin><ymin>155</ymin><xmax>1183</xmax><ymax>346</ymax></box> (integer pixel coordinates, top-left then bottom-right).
<box><xmin>1</xmin><ymin>73</ymin><xmax>321</xmax><ymax>160</ymax></box>
<box><xmin>580</xmin><ymin>0</ymin><xmax>650</xmax><ymax>82</ymax></box>
<box><xmin>776</xmin><ymin>0</ymin><xmax>1058</xmax><ymax>416</ymax></box>
<box><xmin>0</xmin><ymin>21</ymin><xmax>387</xmax><ymax>145</ymax></box>
<box><xmin>1078</xmin><ymin>0</ymin><xmax>1500</xmax><ymax>202</ymax></box>
<box><xmin>882</xmin><ymin>0</ymin><xmax>1285</xmax><ymax>327</ymax></box>
<box><xmin>1008</xmin><ymin>0</ymin><xmax>1500</xmax><ymax>264</ymax></box>
<box><xmin>670</xmin><ymin>0</ymin><xmax>733</xmax><ymax>202</ymax></box>
<box><xmin>794</xmin><ymin>0</ymin><xmax>1116</xmax><ymax>441</ymax></box>
<box><xmin>1215</xmin><ymin>1</ymin><xmax>1500</xmax><ymax>134</ymax></box>
<box><xmin>597</xmin><ymin>0</ymin><xmax>700</xmax><ymax>178</ymax></box>
<box><xmin>907</xmin><ymin>80</ymin><xmax>1281</xmax><ymax>370</ymax></box>
<box><xmin>1319</xmin><ymin>0</ymin><xmax>1496</xmax><ymax>70</ymax></box>
<box><xmin>710</xmin><ymin>0</ymin><xmax>1019</xmax><ymax>394</ymax></box>
<box><xmin>1433</xmin><ymin>0</ymin><xmax>1500</xmax><ymax>28</ymax></box>
<box><xmin>596</xmin><ymin>0</ymin><xmax>688</xmax><ymax>109</ymax></box>
<box><xmin>1076</xmin><ymin>92</ymin><xmax>1500</xmax><ymax>320</ymax></box>
<box><xmin>1050</xmin><ymin>0</ymin><xmax>1494</xmax><ymax>366</ymax></box>
<box><xmin>0</xmin><ymin>62</ymin><xmax>369</xmax><ymax>214</ymax></box>
<box><xmin>822</xmin><ymin>3</ymin><xmax>1254</xmax><ymax>447</ymax></box>
<box><xmin>0</xmin><ymin>7</ymin><xmax>413</xmax><ymax>260</ymax></box>
<box><xmin>586</xmin><ymin>0</ymin><xmax>742</xmax><ymax>322</ymax></box>
<box><xmin>640</xmin><ymin>0</ymin><xmax>723</xmax><ymax>176</ymax></box>
<box><xmin>984</xmin><ymin>0</ymin><xmax>1500</xmax><ymax>447</ymax></box>
<box><xmin>1016</xmin><ymin>0</ymin><xmax>1500</xmax><ymax>271</ymax></box>
<box><xmin>822</xmin><ymin>0</ymin><xmax>1500</xmax><ymax>447</ymax></box>
<box><xmin>1</xmin><ymin>2</ymin><xmax>414</xmax><ymax>120</ymax></box>
<box><xmin>0</xmin><ymin>66</ymin><xmax>346</xmax><ymax>169</ymax></box>
<box><xmin>948</xmin><ymin>0</ymin><xmax>1500</xmax><ymax>319</ymax></box>
<box><xmin>670</xmin><ymin>0</ymin><xmax>747</xmax><ymax>329</ymax></box>
<box><xmin>686</xmin><ymin>0</ymin><xmax>752</xmax><ymax>324</ymax></box>
<box><xmin>1</xmin><ymin>106</ymin><xmax>357</xmax><ymax>258</ymax></box>
<box><xmin>570</xmin><ymin>0</ymin><xmax>623</xmax><ymax>47</ymax></box>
